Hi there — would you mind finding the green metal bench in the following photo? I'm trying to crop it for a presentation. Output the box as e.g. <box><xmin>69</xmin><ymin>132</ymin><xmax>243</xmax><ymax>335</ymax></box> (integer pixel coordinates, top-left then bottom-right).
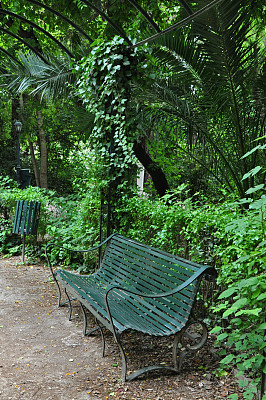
<box><xmin>45</xmin><ymin>233</ymin><xmax>217</xmax><ymax>381</ymax></box>
<box><xmin>13</xmin><ymin>200</ymin><xmax>41</xmax><ymax>262</ymax></box>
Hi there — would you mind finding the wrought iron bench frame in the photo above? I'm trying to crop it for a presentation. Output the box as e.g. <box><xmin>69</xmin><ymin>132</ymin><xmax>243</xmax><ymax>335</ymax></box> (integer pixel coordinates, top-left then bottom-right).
<box><xmin>45</xmin><ymin>233</ymin><xmax>216</xmax><ymax>381</ymax></box>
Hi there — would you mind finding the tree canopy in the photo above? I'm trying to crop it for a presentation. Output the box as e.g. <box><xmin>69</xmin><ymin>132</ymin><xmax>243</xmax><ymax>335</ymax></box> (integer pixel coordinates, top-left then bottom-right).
<box><xmin>0</xmin><ymin>3</ymin><xmax>266</xmax><ymax>397</ymax></box>
<box><xmin>0</xmin><ymin>0</ymin><xmax>265</xmax><ymax>197</ymax></box>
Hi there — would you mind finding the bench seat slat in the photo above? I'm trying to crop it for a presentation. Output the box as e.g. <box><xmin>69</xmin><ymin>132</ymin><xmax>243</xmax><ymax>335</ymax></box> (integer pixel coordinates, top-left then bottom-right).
<box><xmin>109</xmin><ymin>293</ymin><xmax>188</xmax><ymax>334</ymax></box>
<box><xmin>101</xmin><ymin>267</ymin><xmax>196</xmax><ymax>311</ymax></box>
<box><xmin>56</xmin><ymin>271</ymin><xmax>176</xmax><ymax>335</ymax></box>
<box><xmin>109</xmin><ymin>297</ymin><xmax>170</xmax><ymax>335</ymax></box>
<box><xmin>56</xmin><ymin>268</ymin><xmax>197</xmax><ymax>336</ymax></box>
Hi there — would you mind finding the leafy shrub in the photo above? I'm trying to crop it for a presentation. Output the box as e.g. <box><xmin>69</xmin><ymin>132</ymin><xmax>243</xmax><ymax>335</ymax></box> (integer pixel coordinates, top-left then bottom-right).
<box><xmin>212</xmin><ymin>274</ymin><xmax>266</xmax><ymax>400</ymax></box>
<box><xmin>1</xmin><ymin>174</ymin><xmax>265</xmax><ymax>398</ymax></box>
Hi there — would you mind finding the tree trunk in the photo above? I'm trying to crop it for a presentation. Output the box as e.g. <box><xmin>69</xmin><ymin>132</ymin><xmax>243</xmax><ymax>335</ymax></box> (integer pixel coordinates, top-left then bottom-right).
<box><xmin>11</xmin><ymin>98</ymin><xmax>20</xmax><ymax>140</ymax></box>
<box><xmin>133</xmin><ymin>141</ymin><xmax>170</xmax><ymax>197</ymax></box>
<box><xmin>36</xmin><ymin>110</ymin><xmax>48</xmax><ymax>189</ymax></box>
<box><xmin>28</xmin><ymin>139</ymin><xmax>41</xmax><ymax>187</ymax></box>
<box><xmin>19</xmin><ymin>95</ymin><xmax>41</xmax><ymax>187</ymax></box>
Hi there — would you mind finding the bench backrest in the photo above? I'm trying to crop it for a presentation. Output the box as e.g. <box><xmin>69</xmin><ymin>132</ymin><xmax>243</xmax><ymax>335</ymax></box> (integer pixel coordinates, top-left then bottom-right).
<box><xmin>99</xmin><ymin>234</ymin><xmax>214</xmax><ymax>331</ymax></box>
<box><xmin>12</xmin><ymin>200</ymin><xmax>41</xmax><ymax>236</ymax></box>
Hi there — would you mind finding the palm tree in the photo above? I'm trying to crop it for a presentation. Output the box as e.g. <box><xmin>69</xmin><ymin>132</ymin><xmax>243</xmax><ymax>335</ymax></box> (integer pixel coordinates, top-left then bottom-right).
<box><xmin>2</xmin><ymin>0</ymin><xmax>265</xmax><ymax>197</ymax></box>
<box><xmin>0</xmin><ymin>52</ymin><xmax>79</xmax><ymax>188</ymax></box>
<box><xmin>138</xmin><ymin>0</ymin><xmax>266</xmax><ymax>198</ymax></box>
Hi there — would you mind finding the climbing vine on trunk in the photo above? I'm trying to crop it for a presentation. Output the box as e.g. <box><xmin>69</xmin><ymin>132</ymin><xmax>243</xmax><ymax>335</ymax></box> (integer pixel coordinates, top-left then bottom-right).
<box><xmin>75</xmin><ymin>36</ymin><xmax>144</xmax><ymax>178</ymax></box>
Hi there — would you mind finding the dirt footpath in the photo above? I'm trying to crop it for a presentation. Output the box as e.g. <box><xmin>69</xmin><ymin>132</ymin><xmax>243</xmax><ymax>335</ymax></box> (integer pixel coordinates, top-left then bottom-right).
<box><xmin>0</xmin><ymin>256</ymin><xmax>243</xmax><ymax>400</ymax></box>
<box><xmin>0</xmin><ymin>257</ymin><xmax>107</xmax><ymax>400</ymax></box>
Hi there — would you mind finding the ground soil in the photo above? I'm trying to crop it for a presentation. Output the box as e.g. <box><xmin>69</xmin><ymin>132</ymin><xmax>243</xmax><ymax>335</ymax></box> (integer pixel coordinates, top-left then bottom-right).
<box><xmin>0</xmin><ymin>256</ymin><xmax>244</xmax><ymax>400</ymax></box>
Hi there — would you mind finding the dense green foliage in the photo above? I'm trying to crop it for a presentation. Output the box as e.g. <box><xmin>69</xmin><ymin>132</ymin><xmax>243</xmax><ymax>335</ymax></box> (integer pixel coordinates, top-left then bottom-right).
<box><xmin>138</xmin><ymin>1</ymin><xmax>266</xmax><ymax>198</ymax></box>
<box><xmin>0</xmin><ymin>1</ymin><xmax>265</xmax><ymax>398</ymax></box>
<box><xmin>1</xmin><ymin>163</ymin><xmax>266</xmax><ymax>398</ymax></box>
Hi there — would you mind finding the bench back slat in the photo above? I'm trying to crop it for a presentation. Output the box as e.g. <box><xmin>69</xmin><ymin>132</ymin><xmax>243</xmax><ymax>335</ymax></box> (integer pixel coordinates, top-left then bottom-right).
<box><xmin>113</xmin><ymin>235</ymin><xmax>200</xmax><ymax>271</ymax></box>
<box><xmin>109</xmin><ymin>240</ymin><xmax>197</xmax><ymax>280</ymax></box>
<box><xmin>108</xmin><ymin>244</ymin><xmax>192</xmax><ymax>283</ymax></box>
<box><xmin>95</xmin><ymin>234</ymin><xmax>209</xmax><ymax>333</ymax></box>
<box><xmin>25</xmin><ymin>201</ymin><xmax>34</xmax><ymax>235</ymax></box>
<box><xmin>102</xmin><ymin>255</ymin><xmax>195</xmax><ymax>301</ymax></box>
<box><xmin>31</xmin><ymin>202</ymin><xmax>41</xmax><ymax>234</ymax></box>
<box><xmin>102</xmin><ymin>236</ymin><xmax>199</xmax><ymax>293</ymax></box>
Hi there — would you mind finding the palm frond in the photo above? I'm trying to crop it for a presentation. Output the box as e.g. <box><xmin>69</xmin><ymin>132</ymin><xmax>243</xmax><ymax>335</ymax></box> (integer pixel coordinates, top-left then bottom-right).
<box><xmin>0</xmin><ymin>51</ymin><xmax>75</xmax><ymax>101</ymax></box>
<box><xmin>134</xmin><ymin>0</ymin><xmax>266</xmax><ymax>196</ymax></box>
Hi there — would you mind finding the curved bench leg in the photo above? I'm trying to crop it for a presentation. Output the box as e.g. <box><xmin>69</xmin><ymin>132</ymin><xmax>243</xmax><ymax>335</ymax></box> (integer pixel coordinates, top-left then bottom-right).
<box><xmin>55</xmin><ymin>280</ymin><xmax>63</xmax><ymax>307</ymax></box>
<box><xmin>126</xmin><ymin>365</ymin><xmax>177</xmax><ymax>382</ymax></box>
<box><xmin>54</xmin><ymin>280</ymin><xmax>72</xmax><ymax>308</ymax></box>
<box><xmin>54</xmin><ymin>277</ymin><xmax>65</xmax><ymax>307</ymax></box>
<box><xmin>115</xmin><ymin>333</ymin><xmax>178</xmax><ymax>382</ymax></box>
<box><xmin>79</xmin><ymin>302</ymin><xmax>88</xmax><ymax>336</ymax></box>
<box><xmin>82</xmin><ymin>314</ymin><xmax>107</xmax><ymax>358</ymax></box>
<box><xmin>64</xmin><ymin>288</ymin><xmax>73</xmax><ymax>321</ymax></box>
<box><xmin>86</xmin><ymin>325</ymin><xmax>104</xmax><ymax>336</ymax></box>
<box><xmin>173</xmin><ymin>321</ymin><xmax>208</xmax><ymax>371</ymax></box>
<box><xmin>95</xmin><ymin>318</ymin><xmax>106</xmax><ymax>357</ymax></box>
<box><xmin>114</xmin><ymin>334</ymin><xmax>128</xmax><ymax>382</ymax></box>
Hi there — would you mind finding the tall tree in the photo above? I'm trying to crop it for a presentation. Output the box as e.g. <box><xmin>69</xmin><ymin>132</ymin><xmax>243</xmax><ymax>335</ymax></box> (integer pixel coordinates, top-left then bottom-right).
<box><xmin>139</xmin><ymin>0</ymin><xmax>266</xmax><ymax>197</ymax></box>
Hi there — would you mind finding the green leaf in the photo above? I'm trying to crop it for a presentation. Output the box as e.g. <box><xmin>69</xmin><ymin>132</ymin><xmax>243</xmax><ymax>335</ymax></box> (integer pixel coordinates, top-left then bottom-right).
<box><xmin>228</xmin><ymin>394</ymin><xmax>238</xmax><ymax>400</ymax></box>
<box><xmin>241</xmin><ymin>145</ymin><xmax>264</xmax><ymax>159</ymax></box>
<box><xmin>257</xmin><ymin>293</ymin><xmax>266</xmax><ymax>301</ymax></box>
<box><xmin>245</xmin><ymin>184</ymin><xmax>264</xmax><ymax>194</ymax></box>
<box><xmin>218</xmin><ymin>287</ymin><xmax>237</xmax><ymax>299</ymax></box>
<box><xmin>258</xmin><ymin>323</ymin><xmax>266</xmax><ymax>330</ymax></box>
<box><xmin>238</xmin><ymin>379</ymin><xmax>249</xmax><ymax>388</ymax></box>
<box><xmin>242</xmin><ymin>166</ymin><xmax>262</xmax><ymax>181</ymax></box>
<box><xmin>238</xmin><ymin>277</ymin><xmax>259</xmax><ymax>289</ymax></box>
<box><xmin>235</xmin><ymin>308</ymin><xmax>262</xmax><ymax>317</ymax></box>
<box><xmin>210</xmin><ymin>326</ymin><xmax>223</xmax><ymax>334</ymax></box>
<box><xmin>222</xmin><ymin>298</ymin><xmax>248</xmax><ymax>318</ymax></box>
<box><xmin>221</xmin><ymin>354</ymin><xmax>234</xmax><ymax>364</ymax></box>
<box><xmin>217</xmin><ymin>332</ymin><xmax>228</xmax><ymax>341</ymax></box>
<box><xmin>249</xmin><ymin>195</ymin><xmax>266</xmax><ymax>210</ymax></box>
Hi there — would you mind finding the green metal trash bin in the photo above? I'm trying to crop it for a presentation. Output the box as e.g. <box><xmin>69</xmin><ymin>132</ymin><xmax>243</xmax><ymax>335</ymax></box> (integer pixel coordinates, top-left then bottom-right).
<box><xmin>12</xmin><ymin>200</ymin><xmax>41</xmax><ymax>261</ymax></box>
<box><xmin>19</xmin><ymin>169</ymin><xmax>32</xmax><ymax>189</ymax></box>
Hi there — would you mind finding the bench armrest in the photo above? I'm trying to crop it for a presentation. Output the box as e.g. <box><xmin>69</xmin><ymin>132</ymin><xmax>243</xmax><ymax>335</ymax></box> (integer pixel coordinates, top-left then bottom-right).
<box><xmin>45</xmin><ymin>233</ymin><xmax>117</xmax><ymax>279</ymax></box>
<box><xmin>105</xmin><ymin>265</ymin><xmax>216</xmax><ymax>300</ymax></box>
<box><xmin>104</xmin><ymin>265</ymin><xmax>216</xmax><ymax>338</ymax></box>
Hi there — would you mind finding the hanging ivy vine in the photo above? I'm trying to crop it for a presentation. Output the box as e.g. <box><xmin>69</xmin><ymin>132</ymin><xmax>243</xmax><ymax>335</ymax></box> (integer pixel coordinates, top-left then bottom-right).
<box><xmin>74</xmin><ymin>36</ymin><xmax>145</xmax><ymax>178</ymax></box>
